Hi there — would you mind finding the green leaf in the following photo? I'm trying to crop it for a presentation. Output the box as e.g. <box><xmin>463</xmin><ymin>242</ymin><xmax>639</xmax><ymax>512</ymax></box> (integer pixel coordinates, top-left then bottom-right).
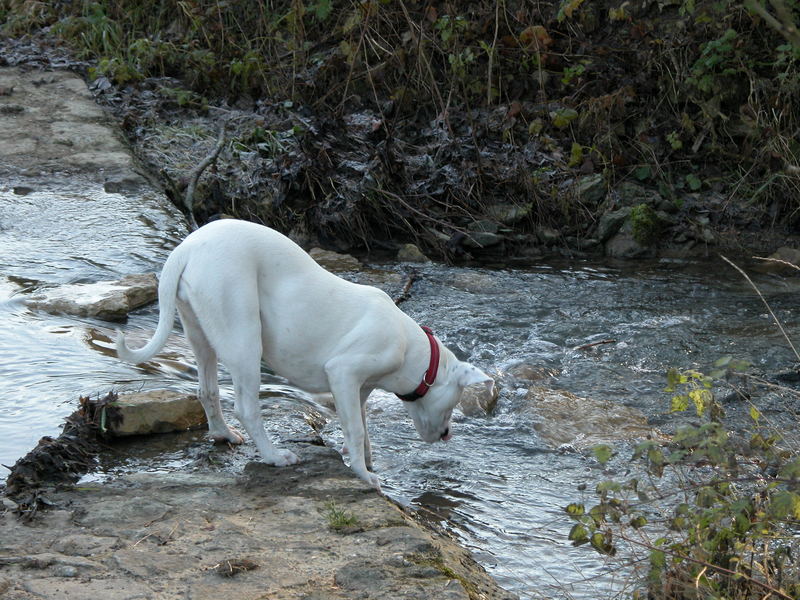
<box><xmin>569</xmin><ymin>523</ymin><xmax>589</xmax><ymax>545</ymax></box>
<box><xmin>590</xmin><ymin>531</ymin><xmax>616</xmax><ymax>555</ymax></box>
<box><xmin>650</xmin><ymin>549</ymin><xmax>666</xmax><ymax>568</ymax></box>
<box><xmin>568</xmin><ymin>142</ymin><xmax>584</xmax><ymax>167</ymax></box>
<box><xmin>685</xmin><ymin>173</ymin><xmax>702</xmax><ymax>191</ymax></box>
<box><xmin>713</xmin><ymin>356</ymin><xmax>732</xmax><ymax>368</ymax></box>
<box><xmin>630</xmin><ymin>515</ymin><xmax>647</xmax><ymax>529</ymax></box>
<box><xmin>689</xmin><ymin>388</ymin><xmax>713</xmax><ymax>417</ymax></box>
<box><xmin>592</xmin><ymin>444</ymin><xmax>614</xmax><ymax>465</ymax></box>
<box><xmin>565</xmin><ymin>503</ymin><xmax>585</xmax><ymax>518</ymax></box>
<box><xmin>770</xmin><ymin>491</ymin><xmax>800</xmax><ymax>520</ymax></box>
<box><xmin>550</xmin><ymin>108</ymin><xmax>579</xmax><ymax>128</ymax></box>
<box><xmin>749</xmin><ymin>405</ymin><xmax>761</xmax><ymax>422</ymax></box>
<box><xmin>634</xmin><ymin>165</ymin><xmax>651</xmax><ymax>181</ymax></box>
<box><xmin>779</xmin><ymin>457</ymin><xmax>800</xmax><ymax>480</ymax></box>
<box><xmin>671</xmin><ymin>394</ymin><xmax>689</xmax><ymax>413</ymax></box>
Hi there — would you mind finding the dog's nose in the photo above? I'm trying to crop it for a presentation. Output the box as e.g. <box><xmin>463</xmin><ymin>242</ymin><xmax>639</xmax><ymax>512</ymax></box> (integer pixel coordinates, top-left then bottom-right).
<box><xmin>440</xmin><ymin>427</ymin><xmax>451</xmax><ymax>441</ymax></box>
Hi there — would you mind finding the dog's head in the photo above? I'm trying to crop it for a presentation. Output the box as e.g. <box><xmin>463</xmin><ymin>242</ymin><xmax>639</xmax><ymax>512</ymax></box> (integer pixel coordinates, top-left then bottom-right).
<box><xmin>404</xmin><ymin>345</ymin><xmax>494</xmax><ymax>443</ymax></box>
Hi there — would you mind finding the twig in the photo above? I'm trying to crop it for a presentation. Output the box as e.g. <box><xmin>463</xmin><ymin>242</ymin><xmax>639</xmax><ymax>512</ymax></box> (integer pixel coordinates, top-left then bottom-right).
<box><xmin>574</xmin><ymin>339</ymin><xmax>617</xmax><ymax>351</ymax></box>
<box><xmin>720</xmin><ymin>255</ymin><xmax>800</xmax><ymax>362</ymax></box>
<box><xmin>751</xmin><ymin>256</ymin><xmax>800</xmax><ymax>272</ymax></box>
<box><xmin>393</xmin><ymin>270</ymin><xmax>419</xmax><ymax>305</ymax></box>
<box><xmin>184</xmin><ymin>124</ymin><xmax>227</xmax><ymax>231</ymax></box>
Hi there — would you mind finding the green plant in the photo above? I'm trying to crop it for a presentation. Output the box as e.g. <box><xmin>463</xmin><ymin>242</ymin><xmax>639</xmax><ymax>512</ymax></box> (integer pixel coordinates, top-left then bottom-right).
<box><xmin>324</xmin><ymin>501</ymin><xmax>358</xmax><ymax>530</ymax></box>
<box><xmin>566</xmin><ymin>358</ymin><xmax>800</xmax><ymax>600</ymax></box>
<box><xmin>630</xmin><ymin>203</ymin><xmax>662</xmax><ymax>245</ymax></box>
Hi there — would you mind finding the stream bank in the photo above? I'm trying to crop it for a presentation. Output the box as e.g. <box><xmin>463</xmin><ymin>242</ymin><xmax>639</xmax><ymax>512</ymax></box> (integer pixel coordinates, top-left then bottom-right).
<box><xmin>0</xmin><ymin>444</ymin><xmax>514</xmax><ymax>600</ymax></box>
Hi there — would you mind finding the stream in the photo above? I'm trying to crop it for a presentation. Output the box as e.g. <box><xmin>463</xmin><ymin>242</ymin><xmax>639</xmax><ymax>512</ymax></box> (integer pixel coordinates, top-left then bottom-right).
<box><xmin>2</xmin><ymin>179</ymin><xmax>799</xmax><ymax>599</ymax></box>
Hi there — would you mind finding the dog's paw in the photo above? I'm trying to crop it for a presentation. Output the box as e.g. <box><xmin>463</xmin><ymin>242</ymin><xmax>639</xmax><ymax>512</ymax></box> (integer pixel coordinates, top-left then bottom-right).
<box><xmin>367</xmin><ymin>473</ymin><xmax>382</xmax><ymax>492</ymax></box>
<box><xmin>210</xmin><ymin>427</ymin><xmax>244</xmax><ymax>445</ymax></box>
<box><xmin>267</xmin><ymin>449</ymin><xmax>300</xmax><ymax>467</ymax></box>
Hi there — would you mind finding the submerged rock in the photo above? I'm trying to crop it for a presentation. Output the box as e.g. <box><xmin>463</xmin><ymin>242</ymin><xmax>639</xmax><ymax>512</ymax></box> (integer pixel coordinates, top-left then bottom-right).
<box><xmin>526</xmin><ymin>386</ymin><xmax>656</xmax><ymax>448</ymax></box>
<box><xmin>24</xmin><ymin>273</ymin><xmax>158</xmax><ymax>321</ymax></box>
<box><xmin>459</xmin><ymin>382</ymin><xmax>500</xmax><ymax>416</ymax></box>
<box><xmin>103</xmin><ymin>390</ymin><xmax>207</xmax><ymax>437</ymax></box>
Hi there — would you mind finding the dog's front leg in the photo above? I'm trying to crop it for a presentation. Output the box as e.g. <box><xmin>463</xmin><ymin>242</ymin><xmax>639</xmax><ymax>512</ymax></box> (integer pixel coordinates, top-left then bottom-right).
<box><xmin>325</xmin><ymin>364</ymin><xmax>381</xmax><ymax>490</ymax></box>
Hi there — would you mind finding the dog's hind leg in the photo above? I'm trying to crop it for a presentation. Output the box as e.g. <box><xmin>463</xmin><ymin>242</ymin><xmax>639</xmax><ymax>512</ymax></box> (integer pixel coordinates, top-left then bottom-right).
<box><xmin>228</xmin><ymin>356</ymin><xmax>300</xmax><ymax>467</ymax></box>
<box><xmin>178</xmin><ymin>302</ymin><xmax>243</xmax><ymax>445</ymax></box>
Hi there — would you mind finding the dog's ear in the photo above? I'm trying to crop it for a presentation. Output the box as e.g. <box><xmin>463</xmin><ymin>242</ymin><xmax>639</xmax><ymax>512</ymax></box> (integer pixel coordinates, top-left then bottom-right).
<box><xmin>457</xmin><ymin>362</ymin><xmax>494</xmax><ymax>393</ymax></box>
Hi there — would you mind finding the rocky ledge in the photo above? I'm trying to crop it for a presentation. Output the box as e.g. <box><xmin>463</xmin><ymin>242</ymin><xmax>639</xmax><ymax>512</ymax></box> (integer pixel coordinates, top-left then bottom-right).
<box><xmin>0</xmin><ymin>443</ymin><xmax>517</xmax><ymax>600</ymax></box>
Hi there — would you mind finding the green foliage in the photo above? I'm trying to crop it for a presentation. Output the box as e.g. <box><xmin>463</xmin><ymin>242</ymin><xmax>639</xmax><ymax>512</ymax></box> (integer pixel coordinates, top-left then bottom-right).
<box><xmin>566</xmin><ymin>360</ymin><xmax>800</xmax><ymax>600</ymax></box>
<box><xmin>324</xmin><ymin>501</ymin><xmax>358</xmax><ymax>530</ymax></box>
<box><xmin>687</xmin><ymin>28</ymin><xmax>740</xmax><ymax>94</ymax></box>
<box><xmin>630</xmin><ymin>204</ymin><xmax>662</xmax><ymax>246</ymax></box>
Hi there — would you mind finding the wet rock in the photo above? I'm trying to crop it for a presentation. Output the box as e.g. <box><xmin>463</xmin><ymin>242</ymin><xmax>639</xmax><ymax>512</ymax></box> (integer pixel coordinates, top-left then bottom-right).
<box><xmin>752</xmin><ymin>247</ymin><xmax>800</xmax><ymax>275</ymax></box>
<box><xmin>536</xmin><ymin>226</ymin><xmax>560</xmax><ymax>245</ymax></box>
<box><xmin>605</xmin><ymin>221</ymin><xmax>650</xmax><ymax>258</ymax></box>
<box><xmin>525</xmin><ymin>386</ymin><xmax>656</xmax><ymax>448</ymax></box>
<box><xmin>615</xmin><ymin>181</ymin><xmax>662</xmax><ymax>206</ymax></box>
<box><xmin>24</xmin><ymin>273</ymin><xmax>158</xmax><ymax>321</ymax></box>
<box><xmin>574</xmin><ymin>174</ymin><xmax>606</xmax><ymax>204</ymax></box>
<box><xmin>596</xmin><ymin>207</ymin><xmax>632</xmax><ymax>242</ymax></box>
<box><xmin>51</xmin><ymin>534</ymin><xmax>119</xmax><ymax>557</ymax></box>
<box><xmin>463</xmin><ymin>231</ymin><xmax>503</xmax><ymax>249</ymax></box>
<box><xmin>505</xmin><ymin>363</ymin><xmax>559</xmax><ymax>381</ymax></box>
<box><xmin>308</xmin><ymin>247</ymin><xmax>362</xmax><ymax>271</ymax></box>
<box><xmin>397</xmin><ymin>243</ymin><xmax>431</xmax><ymax>263</ymax></box>
<box><xmin>459</xmin><ymin>382</ymin><xmax>500</xmax><ymax>416</ymax></box>
<box><xmin>446</xmin><ymin>271</ymin><xmax>495</xmax><ymax>293</ymax></box>
<box><xmin>485</xmin><ymin>203</ymin><xmax>531</xmax><ymax>225</ymax></box>
<box><xmin>103</xmin><ymin>390</ymin><xmax>207</xmax><ymax>437</ymax></box>
<box><xmin>103</xmin><ymin>175</ymin><xmax>147</xmax><ymax>194</ymax></box>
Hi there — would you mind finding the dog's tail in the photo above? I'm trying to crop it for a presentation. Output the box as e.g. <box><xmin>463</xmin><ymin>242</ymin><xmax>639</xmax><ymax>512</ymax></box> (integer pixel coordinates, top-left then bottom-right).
<box><xmin>116</xmin><ymin>245</ymin><xmax>188</xmax><ymax>364</ymax></box>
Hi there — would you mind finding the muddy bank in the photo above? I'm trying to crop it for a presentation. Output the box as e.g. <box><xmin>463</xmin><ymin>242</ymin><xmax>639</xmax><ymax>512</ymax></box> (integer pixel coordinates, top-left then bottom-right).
<box><xmin>0</xmin><ymin>443</ymin><xmax>516</xmax><ymax>600</ymax></box>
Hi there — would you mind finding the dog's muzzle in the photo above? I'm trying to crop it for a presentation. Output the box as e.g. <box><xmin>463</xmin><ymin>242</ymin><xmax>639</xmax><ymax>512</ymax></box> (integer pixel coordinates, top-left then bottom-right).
<box><xmin>440</xmin><ymin>427</ymin><xmax>452</xmax><ymax>441</ymax></box>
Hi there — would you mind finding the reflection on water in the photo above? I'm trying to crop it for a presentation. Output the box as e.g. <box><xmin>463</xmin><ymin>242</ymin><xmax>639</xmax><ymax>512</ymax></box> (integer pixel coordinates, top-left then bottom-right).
<box><xmin>2</xmin><ymin>179</ymin><xmax>800</xmax><ymax>598</ymax></box>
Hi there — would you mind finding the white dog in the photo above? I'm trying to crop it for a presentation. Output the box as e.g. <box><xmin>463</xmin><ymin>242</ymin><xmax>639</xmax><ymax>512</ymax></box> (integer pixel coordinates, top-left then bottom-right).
<box><xmin>117</xmin><ymin>219</ymin><xmax>493</xmax><ymax>489</ymax></box>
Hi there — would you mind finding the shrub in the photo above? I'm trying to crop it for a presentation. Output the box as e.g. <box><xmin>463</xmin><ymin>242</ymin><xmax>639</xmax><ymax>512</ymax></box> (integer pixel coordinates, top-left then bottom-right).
<box><xmin>566</xmin><ymin>359</ymin><xmax>800</xmax><ymax>599</ymax></box>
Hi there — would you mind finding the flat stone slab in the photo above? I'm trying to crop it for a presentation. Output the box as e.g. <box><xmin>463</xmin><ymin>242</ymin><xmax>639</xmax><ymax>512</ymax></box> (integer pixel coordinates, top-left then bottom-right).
<box><xmin>0</xmin><ymin>67</ymin><xmax>147</xmax><ymax>187</ymax></box>
<box><xmin>103</xmin><ymin>389</ymin><xmax>207</xmax><ymax>437</ymax></box>
<box><xmin>24</xmin><ymin>273</ymin><xmax>157</xmax><ymax>321</ymax></box>
<box><xmin>0</xmin><ymin>444</ymin><xmax>517</xmax><ymax>600</ymax></box>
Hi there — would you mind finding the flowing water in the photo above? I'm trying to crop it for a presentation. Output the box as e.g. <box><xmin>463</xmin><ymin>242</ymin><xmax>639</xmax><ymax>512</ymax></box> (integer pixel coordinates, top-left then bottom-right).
<box><xmin>2</xmin><ymin>180</ymin><xmax>799</xmax><ymax>599</ymax></box>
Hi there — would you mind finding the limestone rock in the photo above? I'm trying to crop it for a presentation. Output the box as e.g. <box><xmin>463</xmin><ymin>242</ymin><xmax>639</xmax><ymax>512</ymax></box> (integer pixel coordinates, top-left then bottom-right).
<box><xmin>104</xmin><ymin>390</ymin><xmax>207</xmax><ymax>437</ymax></box>
<box><xmin>25</xmin><ymin>273</ymin><xmax>158</xmax><ymax>321</ymax></box>
<box><xmin>397</xmin><ymin>243</ymin><xmax>431</xmax><ymax>263</ymax></box>
<box><xmin>459</xmin><ymin>382</ymin><xmax>500</xmax><ymax>417</ymax></box>
<box><xmin>308</xmin><ymin>247</ymin><xmax>361</xmax><ymax>271</ymax></box>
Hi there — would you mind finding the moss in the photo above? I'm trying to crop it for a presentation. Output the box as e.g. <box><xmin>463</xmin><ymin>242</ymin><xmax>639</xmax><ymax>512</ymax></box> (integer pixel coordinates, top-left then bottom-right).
<box><xmin>630</xmin><ymin>203</ymin><xmax>663</xmax><ymax>246</ymax></box>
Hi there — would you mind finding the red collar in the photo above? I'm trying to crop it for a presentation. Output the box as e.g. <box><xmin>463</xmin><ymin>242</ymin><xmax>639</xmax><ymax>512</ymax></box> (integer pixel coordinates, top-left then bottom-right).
<box><xmin>397</xmin><ymin>326</ymin><xmax>440</xmax><ymax>402</ymax></box>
